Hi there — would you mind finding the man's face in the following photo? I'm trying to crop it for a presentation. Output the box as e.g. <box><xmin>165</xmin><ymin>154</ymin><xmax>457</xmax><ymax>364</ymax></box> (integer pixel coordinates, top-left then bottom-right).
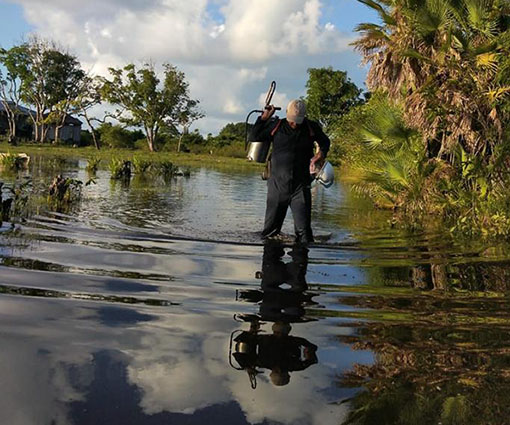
<box><xmin>288</xmin><ymin>121</ymin><xmax>299</xmax><ymax>130</ymax></box>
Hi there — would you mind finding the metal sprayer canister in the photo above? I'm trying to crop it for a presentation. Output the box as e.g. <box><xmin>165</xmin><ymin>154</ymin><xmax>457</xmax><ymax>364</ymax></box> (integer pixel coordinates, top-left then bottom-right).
<box><xmin>246</xmin><ymin>141</ymin><xmax>270</xmax><ymax>163</ymax></box>
<box><xmin>245</xmin><ymin>81</ymin><xmax>281</xmax><ymax>164</ymax></box>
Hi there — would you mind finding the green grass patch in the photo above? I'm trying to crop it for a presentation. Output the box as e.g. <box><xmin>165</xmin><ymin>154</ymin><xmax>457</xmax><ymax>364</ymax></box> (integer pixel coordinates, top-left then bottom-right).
<box><xmin>0</xmin><ymin>140</ymin><xmax>264</xmax><ymax>172</ymax></box>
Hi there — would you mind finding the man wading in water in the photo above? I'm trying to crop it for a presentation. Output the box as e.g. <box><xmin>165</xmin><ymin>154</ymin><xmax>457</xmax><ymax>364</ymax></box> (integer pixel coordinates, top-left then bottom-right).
<box><xmin>251</xmin><ymin>100</ymin><xmax>330</xmax><ymax>244</ymax></box>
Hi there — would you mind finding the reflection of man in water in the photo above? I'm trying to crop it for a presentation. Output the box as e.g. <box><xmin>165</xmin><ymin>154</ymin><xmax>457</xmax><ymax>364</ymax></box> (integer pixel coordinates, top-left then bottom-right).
<box><xmin>233</xmin><ymin>321</ymin><xmax>317</xmax><ymax>387</ymax></box>
<box><xmin>239</xmin><ymin>244</ymin><xmax>315</xmax><ymax>323</ymax></box>
<box><xmin>232</xmin><ymin>244</ymin><xmax>318</xmax><ymax>387</ymax></box>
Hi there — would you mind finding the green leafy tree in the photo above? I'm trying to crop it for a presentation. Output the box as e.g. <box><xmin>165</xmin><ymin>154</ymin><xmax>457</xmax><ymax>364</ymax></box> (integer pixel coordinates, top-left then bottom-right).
<box><xmin>211</xmin><ymin>122</ymin><xmax>247</xmax><ymax>147</ymax></box>
<box><xmin>72</xmin><ymin>76</ymin><xmax>103</xmax><ymax>150</ymax></box>
<box><xmin>0</xmin><ymin>44</ymin><xmax>31</xmax><ymax>144</ymax></box>
<box><xmin>305</xmin><ymin>67</ymin><xmax>363</xmax><ymax>133</ymax></box>
<box><xmin>179</xmin><ymin>129</ymin><xmax>206</xmax><ymax>152</ymax></box>
<box><xmin>12</xmin><ymin>37</ymin><xmax>87</xmax><ymax>143</ymax></box>
<box><xmin>97</xmin><ymin>122</ymin><xmax>135</xmax><ymax>149</ymax></box>
<box><xmin>100</xmin><ymin>63</ymin><xmax>202</xmax><ymax>152</ymax></box>
<box><xmin>176</xmin><ymin>98</ymin><xmax>204</xmax><ymax>152</ymax></box>
<box><xmin>43</xmin><ymin>49</ymin><xmax>86</xmax><ymax>143</ymax></box>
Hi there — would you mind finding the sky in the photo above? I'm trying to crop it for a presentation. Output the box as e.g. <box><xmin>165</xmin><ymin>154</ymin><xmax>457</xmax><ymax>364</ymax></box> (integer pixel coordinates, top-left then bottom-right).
<box><xmin>0</xmin><ymin>0</ymin><xmax>378</xmax><ymax>135</ymax></box>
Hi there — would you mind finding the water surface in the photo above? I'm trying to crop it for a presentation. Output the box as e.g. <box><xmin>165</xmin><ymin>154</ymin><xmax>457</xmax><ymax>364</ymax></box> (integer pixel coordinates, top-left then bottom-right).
<box><xmin>1</xmin><ymin>157</ymin><xmax>509</xmax><ymax>425</ymax></box>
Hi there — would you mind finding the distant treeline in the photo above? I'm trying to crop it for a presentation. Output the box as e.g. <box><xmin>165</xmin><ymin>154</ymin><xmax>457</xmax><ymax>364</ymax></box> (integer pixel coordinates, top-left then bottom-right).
<box><xmin>79</xmin><ymin>121</ymin><xmax>250</xmax><ymax>158</ymax></box>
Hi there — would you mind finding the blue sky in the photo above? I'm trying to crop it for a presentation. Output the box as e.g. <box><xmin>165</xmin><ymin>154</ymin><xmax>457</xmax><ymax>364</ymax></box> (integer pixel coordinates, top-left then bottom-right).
<box><xmin>321</xmin><ymin>0</ymin><xmax>378</xmax><ymax>32</ymax></box>
<box><xmin>0</xmin><ymin>0</ymin><xmax>379</xmax><ymax>133</ymax></box>
<box><xmin>0</xmin><ymin>2</ymin><xmax>32</xmax><ymax>48</ymax></box>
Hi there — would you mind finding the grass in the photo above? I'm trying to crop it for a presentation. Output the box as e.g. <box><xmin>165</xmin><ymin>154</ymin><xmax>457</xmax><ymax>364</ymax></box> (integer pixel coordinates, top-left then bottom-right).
<box><xmin>0</xmin><ymin>140</ymin><xmax>264</xmax><ymax>172</ymax></box>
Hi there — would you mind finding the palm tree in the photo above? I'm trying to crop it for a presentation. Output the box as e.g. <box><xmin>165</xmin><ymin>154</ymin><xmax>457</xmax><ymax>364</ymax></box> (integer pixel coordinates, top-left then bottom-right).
<box><xmin>349</xmin><ymin>93</ymin><xmax>437</xmax><ymax>210</ymax></box>
<box><xmin>354</xmin><ymin>0</ymin><xmax>510</xmax><ymax>160</ymax></box>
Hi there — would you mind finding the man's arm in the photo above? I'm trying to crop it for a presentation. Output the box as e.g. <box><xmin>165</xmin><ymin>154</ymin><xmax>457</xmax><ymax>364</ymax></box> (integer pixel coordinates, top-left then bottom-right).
<box><xmin>310</xmin><ymin>121</ymin><xmax>331</xmax><ymax>171</ymax></box>
<box><xmin>250</xmin><ymin>105</ymin><xmax>278</xmax><ymax>142</ymax></box>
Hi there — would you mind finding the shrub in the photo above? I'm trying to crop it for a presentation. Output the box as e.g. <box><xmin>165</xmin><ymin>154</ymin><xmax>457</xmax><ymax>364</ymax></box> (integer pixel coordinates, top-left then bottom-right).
<box><xmin>98</xmin><ymin>123</ymin><xmax>135</xmax><ymax>149</ymax></box>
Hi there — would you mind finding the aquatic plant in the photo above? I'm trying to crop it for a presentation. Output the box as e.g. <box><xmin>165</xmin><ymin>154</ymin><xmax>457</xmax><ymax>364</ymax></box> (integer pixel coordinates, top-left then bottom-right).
<box><xmin>174</xmin><ymin>167</ymin><xmax>191</xmax><ymax>177</ymax></box>
<box><xmin>0</xmin><ymin>153</ymin><xmax>29</xmax><ymax>171</ymax></box>
<box><xmin>132</xmin><ymin>156</ymin><xmax>152</xmax><ymax>174</ymax></box>
<box><xmin>48</xmin><ymin>175</ymin><xmax>83</xmax><ymax>204</ymax></box>
<box><xmin>0</xmin><ymin>153</ymin><xmax>18</xmax><ymax>170</ymax></box>
<box><xmin>86</xmin><ymin>155</ymin><xmax>101</xmax><ymax>173</ymax></box>
<box><xmin>155</xmin><ymin>160</ymin><xmax>190</xmax><ymax>179</ymax></box>
<box><xmin>0</xmin><ymin>182</ymin><xmax>13</xmax><ymax>221</ymax></box>
<box><xmin>0</xmin><ymin>179</ymin><xmax>32</xmax><ymax>222</ymax></box>
<box><xmin>157</xmin><ymin>160</ymin><xmax>174</xmax><ymax>178</ymax></box>
<box><xmin>109</xmin><ymin>158</ymin><xmax>131</xmax><ymax>180</ymax></box>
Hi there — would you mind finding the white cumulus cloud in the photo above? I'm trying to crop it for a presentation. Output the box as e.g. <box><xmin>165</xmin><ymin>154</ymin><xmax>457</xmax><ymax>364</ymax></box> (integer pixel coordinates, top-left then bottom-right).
<box><xmin>9</xmin><ymin>0</ymin><xmax>362</xmax><ymax>134</ymax></box>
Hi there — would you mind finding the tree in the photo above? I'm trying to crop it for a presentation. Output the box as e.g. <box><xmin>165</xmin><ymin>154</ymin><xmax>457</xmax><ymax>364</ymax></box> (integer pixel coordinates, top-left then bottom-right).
<box><xmin>0</xmin><ymin>45</ymin><xmax>31</xmax><ymax>145</ymax></box>
<box><xmin>304</xmin><ymin>67</ymin><xmax>363</xmax><ymax>133</ymax></box>
<box><xmin>211</xmin><ymin>122</ymin><xmax>247</xmax><ymax>147</ymax></box>
<box><xmin>6</xmin><ymin>37</ymin><xmax>87</xmax><ymax>143</ymax></box>
<box><xmin>176</xmin><ymin>98</ymin><xmax>204</xmax><ymax>152</ymax></box>
<box><xmin>43</xmin><ymin>49</ymin><xmax>86</xmax><ymax>143</ymax></box>
<box><xmin>354</xmin><ymin>0</ymin><xmax>510</xmax><ymax>159</ymax></box>
<box><xmin>97</xmin><ymin>122</ymin><xmax>136</xmax><ymax>149</ymax></box>
<box><xmin>72</xmin><ymin>76</ymin><xmax>103</xmax><ymax>150</ymax></box>
<box><xmin>101</xmin><ymin>63</ymin><xmax>202</xmax><ymax>152</ymax></box>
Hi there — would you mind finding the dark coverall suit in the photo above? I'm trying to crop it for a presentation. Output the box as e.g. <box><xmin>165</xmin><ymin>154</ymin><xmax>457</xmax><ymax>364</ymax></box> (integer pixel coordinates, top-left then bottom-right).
<box><xmin>251</xmin><ymin>117</ymin><xmax>330</xmax><ymax>243</ymax></box>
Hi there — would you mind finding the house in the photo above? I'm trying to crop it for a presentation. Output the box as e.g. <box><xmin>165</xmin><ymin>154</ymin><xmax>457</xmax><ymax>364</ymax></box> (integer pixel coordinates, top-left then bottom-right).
<box><xmin>45</xmin><ymin>114</ymin><xmax>82</xmax><ymax>144</ymax></box>
<box><xmin>0</xmin><ymin>102</ymin><xmax>34</xmax><ymax>139</ymax></box>
<box><xmin>0</xmin><ymin>101</ymin><xmax>82</xmax><ymax>143</ymax></box>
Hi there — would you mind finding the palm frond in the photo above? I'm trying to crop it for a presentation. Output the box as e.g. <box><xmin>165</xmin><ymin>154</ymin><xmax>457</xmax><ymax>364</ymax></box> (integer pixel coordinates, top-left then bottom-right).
<box><xmin>357</xmin><ymin>0</ymin><xmax>397</xmax><ymax>25</ymax></box>
<box><xmin>476</xmin><ymin>52</ymin><xmax>500</xmax><ymax>71</ymax></box>
<box><xmin>487</xmin><ymin>86</ymin><xmax>510</xmax><ymax>102</ymax></box>
<box><xmin>401</xmin><ymin>49</ymin><xmax>433</xmax><ymax>63</ymax></box>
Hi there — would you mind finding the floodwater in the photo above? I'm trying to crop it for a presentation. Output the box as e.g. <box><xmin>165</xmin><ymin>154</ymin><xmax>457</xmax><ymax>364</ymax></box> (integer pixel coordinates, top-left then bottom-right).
<box><xmin>1</xmin><ymin>157</ymin><xmax>510</xmax><ymax>425</ymax></box>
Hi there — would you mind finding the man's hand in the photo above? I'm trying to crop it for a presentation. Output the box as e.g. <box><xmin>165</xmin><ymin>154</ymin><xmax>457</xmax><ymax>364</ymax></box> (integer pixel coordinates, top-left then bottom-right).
<box><xmin>310</xmin><ymin>150</ymin><xmax>325</xmax><ymax>174</ymax></box>
<box><xmin>261</xmin><ymin>105</ymin><xmax>276</xmax><ymax>121</ymax></box>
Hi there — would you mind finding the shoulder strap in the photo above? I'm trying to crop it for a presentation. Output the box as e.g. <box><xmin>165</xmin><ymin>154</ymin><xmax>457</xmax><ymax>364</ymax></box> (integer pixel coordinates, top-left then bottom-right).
<box><xmin>270</xmin><ymin>119</ymin><xmax>282</xmax><ymax>137</ymax></box>
<box><xmin>305</xmin><ymin>118</ymin><xmax>315</xmax><ymax>138</ymax></box>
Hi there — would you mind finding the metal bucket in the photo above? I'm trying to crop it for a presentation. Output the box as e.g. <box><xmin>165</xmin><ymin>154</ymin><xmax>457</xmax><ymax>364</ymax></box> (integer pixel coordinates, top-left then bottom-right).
<box><xmin>247</xmin><ymin>141</ymin><xmax>270</xmax><ymax>163</ymax></box>
<box><xmin>236</xmin><ymin>342</ymin><xmax>251</xmax><ymax>353</ymax></box>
